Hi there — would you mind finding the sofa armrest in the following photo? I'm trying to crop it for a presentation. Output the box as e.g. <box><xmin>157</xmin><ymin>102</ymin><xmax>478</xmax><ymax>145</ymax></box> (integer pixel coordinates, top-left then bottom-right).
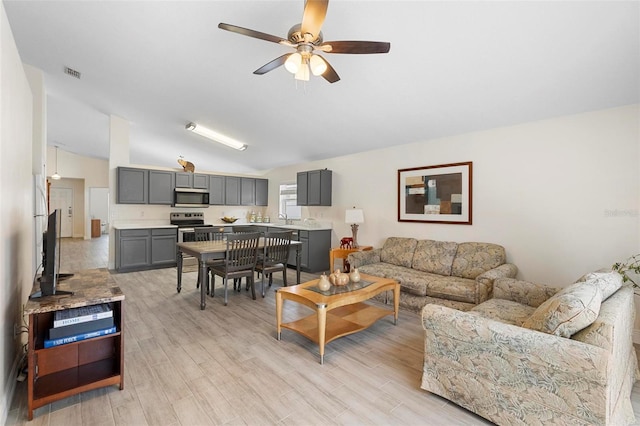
<box><xmin>347</xmin><ymin>249</ymin><xmax>381</xmax><ymax>268</ymax></box>
<box><xmin>493</xmin><ymin>277</ymin><xmax>560</xmax><ymax>308</ymax></box>
<box><xmin>475</xmin><ymin>263</ymin><xmax>518</xmax><ymax>287</ymax></box>
<box><xmin>421</xmin><ymin>304</ymin><xmax>609</xmax><ymax>422</ymax></box>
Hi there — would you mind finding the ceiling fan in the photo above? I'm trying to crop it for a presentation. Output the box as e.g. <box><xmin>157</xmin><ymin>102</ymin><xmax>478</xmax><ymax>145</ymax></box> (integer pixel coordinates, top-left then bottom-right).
<box><xmin>218</xmin><ymin>0</ymin><xmax>390</xmax><ymax>83</ymax></box>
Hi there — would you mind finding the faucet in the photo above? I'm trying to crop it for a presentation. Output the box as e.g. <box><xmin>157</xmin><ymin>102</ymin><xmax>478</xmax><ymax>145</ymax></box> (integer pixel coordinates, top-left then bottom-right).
<box><xmin>279</xmin><ymin>213</ymin><xmax>293</xmax><ymax>225</ymax></box>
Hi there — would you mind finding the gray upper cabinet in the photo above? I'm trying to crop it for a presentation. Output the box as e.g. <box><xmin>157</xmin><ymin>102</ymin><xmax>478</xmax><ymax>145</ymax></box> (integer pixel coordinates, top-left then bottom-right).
<box><xmin>297</xmin><ymin>169</ymin><xmax>332</xmax><ymax>206</ymax></box>
<box><xmin>193</xmin><ymin>174</ymin><xmax>209</xmax><ymax>189</ymax></box>
<box><xmin>240</xmin><ymin>177</ymin><xmax>268</xmax><ymax>206</ymax></box>
<box><xmin>148</xmin><ymin>170</ymin><xmax>175</xmax><ymax>205</ymax></box>
<box><xmin>175</xmin><ymin>172</ymin><xmax>192</xmax><ymax>188</ymax></box>
<box><xmin>117</xmin><ymin>166</ymin><xmax>265</xmax><ymax>206</ymax></box>
<box><xmin>176</xmin><ymin>172</ymin><xmax>209</xmax><ymax>189</ymax></box>
<box><xmin>209</xmin><ymin>175</ymin><xmax>225</xmax><ymax>205</ymax></box>
<box><xmin>255</xmin><ymin>178</ymin><xmax>268</xmax><ymax>206</ymax></box>
<box><xmin>241</xmin><ymin>178</ymin><xmax>256</xmax><ymax>206</ymax></box>
<box><xmin>117</xmin><ymin>167</ymin><xmax>149</xmax><ymax>204</ymax></box>
<box><xmin>225</xmin><ymin>176</ymin><xmax>241</xmax><ymax>205</ymax></box>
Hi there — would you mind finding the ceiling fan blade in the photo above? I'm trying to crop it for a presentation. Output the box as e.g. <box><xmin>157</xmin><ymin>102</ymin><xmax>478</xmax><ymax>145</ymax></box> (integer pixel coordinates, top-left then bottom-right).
<box><xmin>319</xmin><ymin>40</ymin><xmax>391</xmax><ymax>54</ymax></box>
<box><xmin>218</xmin><ymin>23</ymin><xmax>286</xmax><ymax>44</ymax></box>
<box><xmin>300</xmin><ymin>0</ymin><xmax>329</xmax><ymax>41</ymax></box>
<box><xmin>253</xmin><ymin>54</ymin><xmax>292</xmax><ymax>75</ymax></box>
<box><xmin>320</xmin><ymin>57</ymin><xmax>340</xmax><ymax>83</ymax></box>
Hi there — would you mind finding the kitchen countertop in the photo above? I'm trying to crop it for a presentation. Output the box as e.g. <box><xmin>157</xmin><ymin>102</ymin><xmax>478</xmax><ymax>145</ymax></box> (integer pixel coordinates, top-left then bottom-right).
<box><xmin>241</xmin><ymin>222</ymin><xmax>333</xmax><ymax>231</ymax></box>
<box><xmin>112</xmin><ymin>224</ymin><xmax>178</xmax><ymax>230</ymax></box>
<box><xmin>111</xmin><ymin>222</ymin><xmax>332</xmax><ymax>231</ymax></box>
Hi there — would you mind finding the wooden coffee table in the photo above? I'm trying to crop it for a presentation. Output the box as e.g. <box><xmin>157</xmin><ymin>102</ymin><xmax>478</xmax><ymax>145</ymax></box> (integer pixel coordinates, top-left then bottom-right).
<box><xmin>275</xmin><ymin>273</ymin><xmax>400</xmax><ymax>364</ymax></box>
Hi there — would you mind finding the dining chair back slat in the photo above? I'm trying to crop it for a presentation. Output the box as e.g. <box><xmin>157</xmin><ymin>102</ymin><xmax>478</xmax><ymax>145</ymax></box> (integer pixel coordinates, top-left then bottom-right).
<box><xmin>209</xmin><ymin>232</ymin><xmax>261</xmax><ymax>305</ymax></box>
<box><xmin>256</xmin><ymin>230</ymin><xmax>293</xmax><ymax>297</ymax></box>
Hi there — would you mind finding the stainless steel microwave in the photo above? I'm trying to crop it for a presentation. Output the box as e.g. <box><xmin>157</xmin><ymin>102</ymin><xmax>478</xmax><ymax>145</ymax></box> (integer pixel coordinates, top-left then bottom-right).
<box><xmin>173</xmin><ymin>188</ymin><xmax>210</xmax><ymax>208</ymax></box>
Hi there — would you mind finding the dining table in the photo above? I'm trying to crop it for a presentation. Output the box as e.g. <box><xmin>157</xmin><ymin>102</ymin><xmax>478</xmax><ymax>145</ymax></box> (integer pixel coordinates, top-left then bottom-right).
<box><xmin>176</xmin><ymin>239</ymin><xmax>302</xmax><ymax>310</ymax></box>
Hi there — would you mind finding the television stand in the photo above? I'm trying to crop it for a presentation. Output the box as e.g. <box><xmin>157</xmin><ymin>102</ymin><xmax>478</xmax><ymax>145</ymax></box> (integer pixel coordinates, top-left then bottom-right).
<box><xmin>24</xmin><ymin>268</ymin><xmax>124</xmax><ymax>420</ymax></box>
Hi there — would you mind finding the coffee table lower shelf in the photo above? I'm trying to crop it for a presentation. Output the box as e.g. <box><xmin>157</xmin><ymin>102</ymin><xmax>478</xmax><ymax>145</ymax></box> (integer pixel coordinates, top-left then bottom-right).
<box><xmin>280</xmin><ymin>302</ymin><xmax>395</xmax><ymax>346</ymax></box>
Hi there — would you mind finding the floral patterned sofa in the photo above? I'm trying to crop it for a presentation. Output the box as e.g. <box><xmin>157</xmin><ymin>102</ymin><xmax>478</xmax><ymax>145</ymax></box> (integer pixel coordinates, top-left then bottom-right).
<box><xmin>421</xmin><ymin>271</ymin><xmax>638</xmax><ymax>425</ymax></box>
<box><xmin>347</xmin><ymin>237</ymin><xmax>517</xmax><ymax>312</ymax></box>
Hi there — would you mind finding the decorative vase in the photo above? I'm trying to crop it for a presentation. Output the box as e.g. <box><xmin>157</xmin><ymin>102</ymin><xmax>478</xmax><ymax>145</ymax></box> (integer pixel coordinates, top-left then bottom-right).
<box><xmin>349</xmin><ymin>268</ymin><xmax>361</xmax><ymax>283</ymax></box>
<box><xmin>332</xmin><ymin>270</ymin><xmax>349</xmax><ymax>286</ymax></box>
<box><xmin>318</xmin><ymin>274</ymin><xmax>331</xmax><ymax>291</ymax></box>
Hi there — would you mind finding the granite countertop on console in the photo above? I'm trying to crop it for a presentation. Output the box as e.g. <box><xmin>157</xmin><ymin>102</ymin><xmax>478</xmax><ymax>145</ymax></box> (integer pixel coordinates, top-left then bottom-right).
<box><xmin>24</xmin><ymin>268</ymin><xmax>124</xmax><ymax>315</ymax></box>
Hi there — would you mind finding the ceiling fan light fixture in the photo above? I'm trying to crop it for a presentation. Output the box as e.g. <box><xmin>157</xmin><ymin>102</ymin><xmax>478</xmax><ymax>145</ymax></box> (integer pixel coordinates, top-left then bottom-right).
<box><xmin>284</xmin><ymin>52</ymin><xmax>302</xmax><ymax>73</ymax></box>
<box><xmin>294</xmin><ymin>61</ymin><xmax>310</xmax><ymax>81</ymax></box>
<box><xmin>309</xmin><ymin>54</ymin><xmax>327</xmax><ymax>76</ymax></box>
<box><xmin>185</xmin><ymin>122</ymin><xmax>247</xmax><ymax>151</ymax></box>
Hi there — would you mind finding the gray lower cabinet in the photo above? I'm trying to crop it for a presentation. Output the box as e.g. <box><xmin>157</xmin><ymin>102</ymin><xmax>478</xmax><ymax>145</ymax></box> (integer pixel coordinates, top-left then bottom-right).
<box><xmin>117</xmin><ymin>167</ymin><xmax>149</xmax><ymax>204</ymax></box>
<box><xmin>149</xmin><ymin>170</ymin><xmax>175</xmax><ymax>204</ymax></box>
<box><xmin>151</xmin><ymin>229</ymin><xmax>177</xmax><ymax>266</ymax></box>
<box><xmin>283</xmin><ymin>228</ymin><xmax>331</xmax><ymax>273</ymax></box>
<box><xmin>116</xmin><ymin>228</ymin><xmax>177</xmax><ymax>271</ymax></box>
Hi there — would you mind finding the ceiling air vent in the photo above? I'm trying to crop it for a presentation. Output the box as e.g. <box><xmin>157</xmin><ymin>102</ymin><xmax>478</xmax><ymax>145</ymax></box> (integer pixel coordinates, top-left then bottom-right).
<box><xmin>64</xmin><ymin>66</ymin><xmax>81</xmax><ymax>79</ymax></box>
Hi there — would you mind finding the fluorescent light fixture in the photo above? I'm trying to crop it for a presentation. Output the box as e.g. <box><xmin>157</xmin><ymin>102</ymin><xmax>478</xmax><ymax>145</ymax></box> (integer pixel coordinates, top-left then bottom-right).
<box><xmin>185</xmin><ymin>123</ymin><xmax>247</xmax><ymax>151</ymax></box>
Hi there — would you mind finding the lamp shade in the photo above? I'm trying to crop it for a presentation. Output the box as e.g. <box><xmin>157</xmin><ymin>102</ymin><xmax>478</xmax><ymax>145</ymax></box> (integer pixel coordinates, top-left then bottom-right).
<box><xmin>345</xmin><ymin>208</ymin><xmax>364</xmax><ymax>224</ymax></box>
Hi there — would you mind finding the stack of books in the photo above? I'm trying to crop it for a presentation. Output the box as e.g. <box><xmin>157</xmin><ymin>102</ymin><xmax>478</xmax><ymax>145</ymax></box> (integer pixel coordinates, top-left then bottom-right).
<box><xmin>45</xmin><ymin>304</ymin><xmax>116</xmax><ymax>348</ymax></box>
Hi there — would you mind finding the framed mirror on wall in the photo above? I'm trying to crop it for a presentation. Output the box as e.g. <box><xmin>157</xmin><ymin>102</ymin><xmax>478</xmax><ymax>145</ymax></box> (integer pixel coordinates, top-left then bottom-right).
<box><xmin>398</xmin><ymin>161</ymin><xmax>472</xmax><ymax>224</ymax></box>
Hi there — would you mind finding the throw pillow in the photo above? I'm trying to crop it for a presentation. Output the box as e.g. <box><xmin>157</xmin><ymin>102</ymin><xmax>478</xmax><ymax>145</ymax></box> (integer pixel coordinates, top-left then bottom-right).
<box><xmin>575</xmin><ymin>268</ymin><xmax>622</xmax><ymax>300</ymax></box>
<box><xmin>522</xmin><ymin>281</ymin><xmax>602</xmax><ymax>338</ymax></box>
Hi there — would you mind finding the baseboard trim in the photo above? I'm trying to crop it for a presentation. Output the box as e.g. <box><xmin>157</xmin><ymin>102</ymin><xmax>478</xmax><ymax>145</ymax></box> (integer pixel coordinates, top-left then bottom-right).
<box><xmin>1</xmin><ymin>351</ymin><xmax>22</xmax><ymax>426</ymax></box>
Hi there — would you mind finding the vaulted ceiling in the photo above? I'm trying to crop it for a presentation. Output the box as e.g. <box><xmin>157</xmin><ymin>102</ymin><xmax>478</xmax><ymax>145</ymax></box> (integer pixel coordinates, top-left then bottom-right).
<box><xmin>4</xmin><ymin>1</ymin><xmax>639</xmax><ymax>174</ymax></box>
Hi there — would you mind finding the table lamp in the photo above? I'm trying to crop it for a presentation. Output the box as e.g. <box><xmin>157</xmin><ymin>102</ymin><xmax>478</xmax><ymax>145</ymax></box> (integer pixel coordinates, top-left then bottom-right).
<box><xmin>345</xmin><ymin>207</ymin><xmax>365</xmax><ymax>248</ymax></box>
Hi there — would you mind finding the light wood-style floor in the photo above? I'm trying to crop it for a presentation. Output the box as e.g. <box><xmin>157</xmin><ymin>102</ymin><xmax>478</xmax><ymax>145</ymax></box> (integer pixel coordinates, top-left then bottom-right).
<box><xmin>7</xmin><ymin>236</ymin><xmax>640</xmax><ymax>425</ymax></box>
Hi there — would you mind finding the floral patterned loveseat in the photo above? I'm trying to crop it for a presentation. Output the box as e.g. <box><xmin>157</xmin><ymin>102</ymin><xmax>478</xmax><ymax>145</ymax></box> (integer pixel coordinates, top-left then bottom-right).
<box><xmin>421</xmin><ymin>271</ymin><xmax>638</xmax><ymax>425</ymax></box>
<box><xmin>347</xmin><ymin>237</ymin><xmax>517</xmax><ymax>312</ymax></box>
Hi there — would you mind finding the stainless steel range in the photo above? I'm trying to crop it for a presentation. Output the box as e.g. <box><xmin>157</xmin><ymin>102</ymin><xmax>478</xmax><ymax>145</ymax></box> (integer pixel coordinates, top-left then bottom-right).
<box><xmin>171</xmin><ymin>212</ymin><xmax>209</xmax><ymax>243</ymax></box>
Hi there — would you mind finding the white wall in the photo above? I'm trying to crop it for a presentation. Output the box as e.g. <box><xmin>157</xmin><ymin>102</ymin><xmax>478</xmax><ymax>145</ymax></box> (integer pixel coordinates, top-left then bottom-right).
<box><xmin>46</xmin><ymin>146</ymin><xmax>108</xmax><ymax>238</ymax></box>
<box><xmin>0</xmin><ymin>3</ymin><xmax>35</xmax><ymax>423</ymax></box>
<box><xmin>265</xmin><ymin>105</ymin><xmax>640</xmax><ymax>287</ymax></box>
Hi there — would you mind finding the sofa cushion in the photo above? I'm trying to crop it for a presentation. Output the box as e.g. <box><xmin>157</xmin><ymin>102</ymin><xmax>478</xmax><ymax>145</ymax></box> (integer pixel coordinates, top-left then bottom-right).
<box><xmin>412</xmin><ymin>240</ymin><xmax>458</xmax><ymax>276</ymax></box>
<box><xmin>450</xmin><ymin>242</ymin><xmax>506</xmax><ymax>279</ymax></box>
<box><xmin>470</xmin><ymin>299</ymin><xmax>536</xmax><ymax>326</ymax></box>
<box><xmin>380</xmin><ymin>237</ymin><xmax>418</xmax><ymax>268</ymax></box>
<box><xmin>575</xmin><ymin>269</ymin><xmax>623</xmax><ymax>300</ymax></box>
<box><xmin>522</xmin><ymin>281</ymin><xmax>602</xmax><ymax>338</ymax></box>
<box><xmin>426</xmin><ymin>276</ymin><xmax>479</xmax><ymax>304</ymax></box>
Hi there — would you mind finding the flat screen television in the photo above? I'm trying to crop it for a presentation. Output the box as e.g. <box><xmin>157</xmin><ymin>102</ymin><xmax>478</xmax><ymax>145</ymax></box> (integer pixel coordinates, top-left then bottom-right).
<box><xmin>30</xmin><ymin>209</ymin><xmax>73</xmax><ymax>299</ymax></box>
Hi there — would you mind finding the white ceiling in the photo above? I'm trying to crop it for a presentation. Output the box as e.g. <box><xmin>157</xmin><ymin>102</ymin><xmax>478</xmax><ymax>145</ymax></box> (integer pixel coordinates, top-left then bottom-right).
<box><xmin>4</xmin><ymin>1</ymin><xmax>639</xmax><ymax>174</ymax></box>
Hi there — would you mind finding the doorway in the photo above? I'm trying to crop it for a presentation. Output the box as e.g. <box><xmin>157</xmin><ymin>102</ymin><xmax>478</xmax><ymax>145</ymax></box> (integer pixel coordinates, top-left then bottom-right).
<box><xmin>49</xmin><ymin>187</ymin><xmax>73</xmax><ymax>237</ymax></box>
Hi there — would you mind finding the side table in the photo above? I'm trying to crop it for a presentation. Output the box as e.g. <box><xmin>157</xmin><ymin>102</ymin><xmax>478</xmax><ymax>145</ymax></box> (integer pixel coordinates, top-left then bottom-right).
<box><xmin>329</xmin><ymin>245</ymin><xmax>373</xmax><ymax>272</ymax></box>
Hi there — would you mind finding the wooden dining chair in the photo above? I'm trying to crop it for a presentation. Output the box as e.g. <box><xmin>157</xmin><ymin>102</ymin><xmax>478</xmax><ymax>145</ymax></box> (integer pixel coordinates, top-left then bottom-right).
<box><xmin>209</xmin><ymin>232</ymin><xmax>261</xmax><ymax>305</ymax></box>
<box><xmin>193</xmin><ymin>227</ymin><xmax>225</xmax><ymax>291</ymax></box>
<box><xmin>255</xmin><ymin>230</ymin><xmax>292</xmax><ymax>297</ymax></box>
